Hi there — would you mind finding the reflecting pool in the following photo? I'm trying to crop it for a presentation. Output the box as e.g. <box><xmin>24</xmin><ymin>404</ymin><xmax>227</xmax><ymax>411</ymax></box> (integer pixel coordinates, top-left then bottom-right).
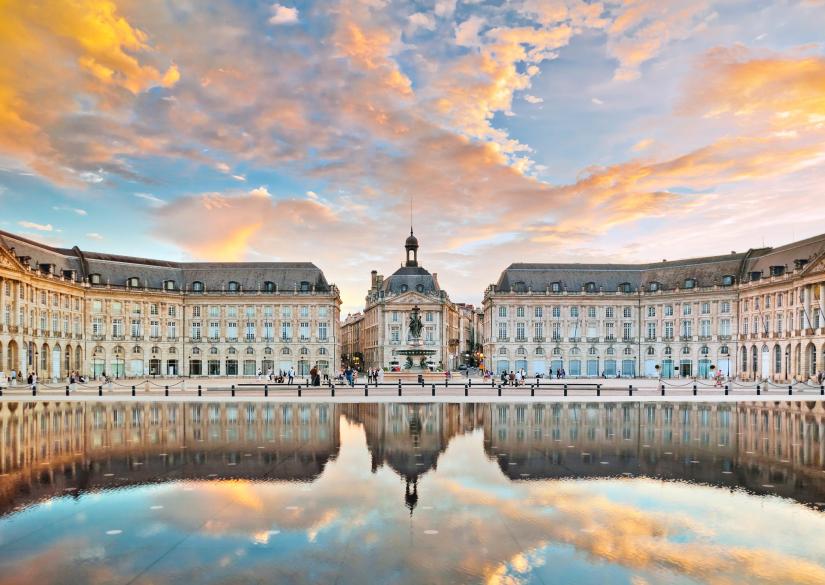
<box><xmin>2</xmin><ymin>401</ymin><xmax>825</xmax><ymax>584</ymax></box>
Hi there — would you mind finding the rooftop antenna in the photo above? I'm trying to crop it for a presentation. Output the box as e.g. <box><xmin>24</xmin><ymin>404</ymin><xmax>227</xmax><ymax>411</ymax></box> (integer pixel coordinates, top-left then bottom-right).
<box><xmin>410</xmin><ymin>193</ymin><xmax>414</xmax><ymax>235</ymax></box>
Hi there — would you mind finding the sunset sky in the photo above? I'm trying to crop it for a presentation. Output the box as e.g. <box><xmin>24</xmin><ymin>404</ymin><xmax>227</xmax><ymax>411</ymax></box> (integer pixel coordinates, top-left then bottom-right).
<box><xmin>1</xmin><ymin>0</ymin><xmax>824</xmax><ymax>313</ymax></box>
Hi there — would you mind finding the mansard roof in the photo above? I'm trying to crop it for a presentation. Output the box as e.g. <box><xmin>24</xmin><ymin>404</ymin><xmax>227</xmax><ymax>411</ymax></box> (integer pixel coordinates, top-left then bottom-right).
<box><xmin>0</xmin><ymin>230</ymin><xmax>332</xmax><ymax>292</ymax></box>
<box><xmin>381</xmin><ymin>265</ymin><xmax>440</xmax><ymax>295</ymax></box>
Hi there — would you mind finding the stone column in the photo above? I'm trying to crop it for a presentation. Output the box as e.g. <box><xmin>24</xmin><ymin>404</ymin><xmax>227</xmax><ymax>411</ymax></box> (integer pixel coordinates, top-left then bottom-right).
<box><xmin>803</xmin><ymin>286</ymin><xmax>811</xmax><ymax>330</ymax></box>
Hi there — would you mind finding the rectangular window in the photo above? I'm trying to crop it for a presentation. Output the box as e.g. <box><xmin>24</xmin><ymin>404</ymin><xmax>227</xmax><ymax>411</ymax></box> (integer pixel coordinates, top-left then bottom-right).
<box><xmin>605</xmin><ymin>307</ymin><xmax>614</xmax><ymax>319</ymax></box>
<box><xmin>93</xmin><ymin>300</ymin><xmax>102</xmax><ymax>313</ymax></box>
<box><xmin>245</xmin><ymin>321</ymin><xmax>255</xmax><ymax>340</ymax></box>
<box><xmin>150</xmin><ymin>320</ymin><xmax>160</xmax><ymax>337</ymax></box>
<box><xmin>168</xmin><ymin>306</ymin><xmax>176</xmax><ymax>317</ymax></box>
<box><xmin>516</xmin><ymin>306</ymin><xmax>525</xmax><ymax>317</ymax></box>
<box><xmin>622</xmin><ymin>322</ymin><xmax>632</xmax><ymax>340</ymax></box>
<box><xmin>299</xmin><ymin>322</ymin><xmax>310</xmax><ymax>340</ymax></box>
<box><xmin>264</xmin><ymin>306</ymin><xmax>273</xmax><ymax>317</ymax></box>
<box><xmin>167</xmin><ymin>320</ymin><xmax>177</xmax><ymax>338</ymax></box>
<box><xmin>498</xmin><ymin>306</ymin><xmax>507</xmax><ymax>318</ymax></box>
<box><xmin>681</xmin><ymin>320</ymin><xmax>692</xmax><ymax>337</ymax></box>
<box><xmin>646</xmin><ymin>322</ymin><xmax>656</xmax><ymax>339</ymax></box>
<box><xmin>425</xmin><ymin>327</ymin><xmax>434</xmax><ymax>342</ymax></box>
<box><xmin>300</xmin><ymin>306</ymin><xmax>309</xmax><ymax>318</ymax></box>
<box><xmin>700</xmin><ymin>319</ymin><xmax>711</xmax><ymax>337</ymax></box>
<box><xmin>319</xmin><ymin>306</ymin><xmax>328</xmax><ymax>317</ymax></box>
<box><xmin>281</xmin><ymin>322</ymin><xmax>292</xmax><ymax>340</ymax></box>
<box><xmin>552</xmin><ymin>306</ymin><xmax>560</xmax><ymax>318</ymax></box>
<box><xmin>131</xmin><ymin>319</ymin><xmax>141</xmax><ymax>337</ymax></box>
<box><xmin>193</xmin><ymin>306</ymin><xmax>201</xmax><ymax>318</ymax></box>
<box><xmin>588</xmin><ymin>306</ymin><xmax>596</xmax><ymax>318</ymax></box>
<box><xmin>281</xmin><ymin>306</ymin><xmax>291</xmax><ymax>318</ymax></box>
<box><xmin>516</xmin><ymin>322</ymin><xmax>525</xmax><ymax>340</ymax></box>
<box><xmin>623</xmin><ymin>307</ymin><xmax>631</xmax><ymax>318</ymax></box>
<box><xmin>721</xmin><ymin>301</ymin><xmax>731</xmax><ymax>313</ymax></box>
<box><xmin>570</xmin><ymin>306</ymin><xmax>579</xmax><ymax>318</ymax></box>
<box><xmin>425</xmin><ymin>312</ymin><xmax>434</xmax><ymax>322</ymax></box>
<box><xmin>664</xmin><ymin>305</ymin><xmax>673</xmax><ymax>316</ymax></box>
<box><xmin>210</xmin><ymin>306</ymin><xmax>220</xmax><ymax>318</ymax></box>
<box><xmin>228</xmin><ymin>306</ymin><xmax>238</xmax><ymax>318</ymax></box>
<box><xmin>227</xmin><ymin>321</ymin><xmax>238</xmax><ymax>340</ymax></box>
<box><xmin>191</xmin><ymin>322</ymin><xmax>201</xmax><ymax>340</ymax></box>
<box><xmin>534</xmin><ymin>306</ymin><xmax>543</xmax><ymax>318</ymax></box>
<box><xmin>112</xmin><ymin>318</ymin><xmax>123</xmax><ymax>337</ymax></box>
<box><xmin>92</xmin><ymin>317</ymin><xmax>103</xmax><ymax>335</ymax></box>
<box><xmin>743</xmin><ymin>318</ymin><xmax>749</xmax><ymax>335</ymax></box>
<box><xmin>719</xmin><ymin>319</ymin><xmax>731</xmax><ymax>336</ymax></box>
<box><xmin>246</xmin><ymin>306</ymin><xmax>255</xmax><ymax>318</ymax></box>
<box><xmin>552</xmin><ymin>322</ymin><xmax>561</xmax><ymax>340</ymax></box>
<box><xmin>209</xmin><ymin>321</ymin><xmax>220</xmax><ymax>339</ymax></box>
<box><xmin>682</xmin><ymin>304</ymin><xmax>692</xmax><ymax>316</ymax></box>
<box><xmin>647</xmin><ymin>306</ymin><xmax>656</xmax><ymax>317</ymax></box>
<box><xmin>498</xmin><ymin>322</ymin><xmax>508</xmax><ymax>340</ymax></box>
<box><xmin>664</xmin><ymin>321</ymin><xmax>674</xmax><ymax>338</ymax></box>
<box><xmin>776</xmin><ymin>314</ymin><xmax>783</xmax><ymax>334</ymax></box>
<box><xmin>701</xmin><ymin>302</ymin><xmax>710</xmax><ymax>314</ymax></box>
<box><xmin>264</xmin><ymin>321</ymin><xmax>273</xmax><ymax>340</ymax></box>
<box><xmin>534</xmin><ymin>322</ymin><xmax>543</xmax><ymax>339</ymax></box>
<box><xmin>605</xmin><ymin>322</ymin><xmax>614</xmax><ymax>341</ymax></box>
<box><xmin>150</xmin><ymin>303</ymin><xmax>159</xmax><ymax>316</ymax></box>
<box><xmin>318</xmin><ymin>322</ymin><xmax>328</xmax><ymax>340</ymax></box>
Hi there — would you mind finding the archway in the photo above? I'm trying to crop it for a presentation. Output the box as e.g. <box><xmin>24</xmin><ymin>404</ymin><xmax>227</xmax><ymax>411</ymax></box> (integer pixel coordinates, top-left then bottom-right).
<box><xmin>40</xmin><ymin>343</ymin><xmax>50</xmax><ymax>378</ymax></box>
<box><xmin>760</xmin><ymin>345</ymin><xmax>770</xmax><ymax>379</ymax></box>
<box><xmin>6</xmin><ymin>340</ymin><xmax>17</xmax><ymax>372</ymax></box>
<box><xmin>51</xmin><ymin>344</ymin><xmax>62</xmax><ymax>380</ymax></box>
<box><xmin>806</xmin><ymin>342</ymin><xmax>817</xmax><ymax>378</ymax></box>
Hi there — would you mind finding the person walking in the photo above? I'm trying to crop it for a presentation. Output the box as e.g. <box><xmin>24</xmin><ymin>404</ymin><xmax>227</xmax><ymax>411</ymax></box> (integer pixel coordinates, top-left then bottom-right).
<box><xmin>288</xmin><ymin>367</ymin><xmax>294</xmax><ymax>385</ymax></box>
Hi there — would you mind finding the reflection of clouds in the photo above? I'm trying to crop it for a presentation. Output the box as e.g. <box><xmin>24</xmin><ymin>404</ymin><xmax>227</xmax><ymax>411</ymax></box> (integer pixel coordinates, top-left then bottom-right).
<box><xmin>3</xmin><ymin>418</ymin><xmax>825</xmax><ymax>585</ymax></box>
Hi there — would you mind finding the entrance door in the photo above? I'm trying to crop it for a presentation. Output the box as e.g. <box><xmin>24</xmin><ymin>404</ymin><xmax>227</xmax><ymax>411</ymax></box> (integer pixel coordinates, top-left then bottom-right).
<box><xmin>644</xmin><ymin>359</ymin><xmax>657</xmax><ymax>377</ymax></box>
<box><xmin>569</xmin><ymin>360</ymin><xmax>581</xmax><ymax>376</ymax></box>
<box><xmin>621</xmin><ymin>360</ymin><xmax>636</xmax><ymax>377</ymax></box>
<box><xmin>680</xmin><ymin>360</ymin><xmax>692</xmax><ymax>377</ymax></box>
<box><xmin>514</xmin><ymin>359</ymin><xmax>527</xmax><ymax>373</ymax></box>
<box><xmin>604</xmin><ymin>359</ymin><xmax>616</xmax><ymax>376</ymax></box>
<box><xmin>698</xmin><ymin>359</ymin><xmax>711</xmax><ymax>378</ymax></box>
<box><xmin>550</xmin><ymin>359</ymin><xmax>562</xmax><ymax>375</ymax></box>
<box><xmin>92</xmin><ymin>358</ymin><xmax>105</xmax><ymax>377</ymax></box>
<box><xmin>129</xmin><ymin>360</ymin><xmax>144</xmax><ymax>376</ymax></box>
<box><xmin>586</xmin><ymin>359</ymin><xmax>598</xmax><ymax>376</ymax></box>
<box><xmin>662</xmin><ymin>359</ymin><xmax>674</xmax><ymax>378</ymax></box>
<box><xmin>51</xmin><ymin>348</ymin><xmax>61</xmax><ymax>380</ymax></box>
<box><xmin>760</xmin><ymin>346</ymin><xmax>770</xmax><ymax>379</ymax></box>
<box><xmin>531</xmin><ymin>360</ymin><xmax>546</xmax><ymax>377</ymax></box>
<box><xmin>717</xmin><ymin>358</ymin><xmax>730</xmax><ymax>377</ymax></box>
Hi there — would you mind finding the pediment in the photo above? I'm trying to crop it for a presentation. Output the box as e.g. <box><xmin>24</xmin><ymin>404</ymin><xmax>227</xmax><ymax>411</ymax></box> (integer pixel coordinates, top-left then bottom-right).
<box><xmin>384</xmin><ymin>291</ymin><xmax>440</xmax><ymax>306</ymax></box>
<box><xmin>801</xmin><ymin>248</ymin><xmax>825</xmax><ymax>276</ymax></box>
<box><xmin>0</xmin><ymin>246</ymin><xmax>26</xmax><ymax>271</ymax></box>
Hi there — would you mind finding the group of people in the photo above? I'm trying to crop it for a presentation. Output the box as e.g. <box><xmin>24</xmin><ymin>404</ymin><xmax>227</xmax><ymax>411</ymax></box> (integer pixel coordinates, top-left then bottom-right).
<box><xmin>501</xmin><ymin>369</ymin><xmax>529</xmax><ymax>386</ymax></box>
<box><xmin>256</xmin><ymin>367</ymin><xmax>295</xmax><ymax>384</ymax></box>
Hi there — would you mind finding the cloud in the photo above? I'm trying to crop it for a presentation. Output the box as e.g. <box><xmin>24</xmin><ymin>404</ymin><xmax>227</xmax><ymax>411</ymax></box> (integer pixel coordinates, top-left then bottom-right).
<box><xmin>523</xmin><ymin>95</ymin><xmax>544</xmax><ymax>104</ymax></box>
<box><xmin>454</xmin><ymin>16</ymin><xmax>485</xmax><ymax>47</ymax></box>
<box><xmin>249</xmin><ymin>186</ymin><xmax>272</xmax><ymax>198</ymax></box>
<box><xmin>269</xmin><ymin>4</ymin><xmax>299</xmax><ymax>25</ymax></box>
<box><xmin>85</xmin><ymin>232</ymin><xmax>103</xmax><ymax>240</ymax></box>
<box><xmin>134</xmin><ymin>193</ymin><xmax>165</xmax><ymax>207</ymax></box>
<box><xmin>18</xmin><ymin>220</ymin><xmax>53</xmax><ymax>232</ymax></box>
<box><xmin>408</xmin><ymin>12</ymin><xmax>436</xmax><ymax>33</ymax></box>
<box><xmin>632</xmin><ymin>138</ymin><xmax>653</xmax><ymax>151</ymax></box>
<box><xmin>52</xmin><ymin>206</ymin><xmax>88</xmax><ymax>216</ymax></box>
<box><xmin>592</xmin><ymin>97</ymin><xmax>604</xmax><ymax>105</ymax></box>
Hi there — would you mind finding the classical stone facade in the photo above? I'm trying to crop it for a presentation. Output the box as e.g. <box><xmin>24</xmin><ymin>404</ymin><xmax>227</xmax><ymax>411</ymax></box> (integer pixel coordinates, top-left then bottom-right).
<box><xmin>0</xmin><ymin>230</ymin><xmax>340</xmax><ymax>380</ymax></box>
<box><xmin>483</xmin><ymin>233</ymin><xmax>825</xmax><ymax>382</ymax></box>
<box><xmin>342</xmin><ymin>231</ymin><xmax>460</xmax><ymax>371</ymax></box>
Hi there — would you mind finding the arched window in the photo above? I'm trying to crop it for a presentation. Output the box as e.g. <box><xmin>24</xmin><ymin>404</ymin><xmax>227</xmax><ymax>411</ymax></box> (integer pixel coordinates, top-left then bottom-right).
<box><xmin>646</xmin><ymin>346</ymin><xmax>655</xmax><ymax>355</ymax></box>
<box><xmin>720</xmin><ymin>345</ymin><xmax>729</xmax><ymax>355</ymax></box>
<box><xmin>550</xmin><ymin>282</ymin><xmax>562</xmax><ymax>293</ymax></box>
<box><xmin>700</xmin><ymin>345</ymin><xmax>709</xmax><ymax>355</ymax></box>
<box><xmin>94</xmin><ymin>345</ymin><xmax>105</xmax><ymax>354</ymax></box>
<box><xmin>192</xmin><ymin>281</ymin><xmax>204</xmax><ymax>293</ymax></box>
<box><xmin>664</xmin><ymin>347</ymin><xmax>672</xmax><ymax>356</ymax></box>
<box><xmin>516</xmin><ymin>347</ymin><xmax>527</xmax><ymax>355</ymax></box>
<box><xmin>552</xmin><ymin>347</ymin><xmax>562</xmax><ymax>355</ymax></box>
<box><xmin>246</xmin><ymin>346</ymin><xmax>255</xmax><ymax>355</ymax></box>
<box><xmin>300</xmin><ymin>281</ymin><xmax>311</xmax><ymax>292</ymax></box>
<box><xmin>751</xmin><ymin>346</ymin><xmax>758</xmax><ymax>372</ymax></box>
<box><xmin>300</xmin><ymin>347</ymin><xmax>309</xmax><ymax>355</ymax></box>
<box><xmin>264</xmin><ymin>347</ymin><xmax>273</xmax><ymax>355</ymax></box>
<box><xmin>400</xmin><ymin>284</ymin><xmax>408</xmax><ymax>292</ymax></box>
<box><xmin>228</xmin><ymin>281</ymin><xmax>240</xmax><ymax>293</ymax></box>
<box><xmin>132</xmin><ymin>345</ymin><xmax>142</xmax><ymax>354</ymax></box>
<box><xmin>209</xmin><ymin>347</ymin><xmax>218</xmax><ymax>355</ymax></box>
<box><xmin>416</xmin><ymin>284</ymin><xmax>425</xmax><ymax>293</ymax></box>
<box><xmin>263</xmin><ymin>281</ymin><xmax>276</xmax><ymax>293</ymax></box>
<box><xmin>192</xmin><ymin>347</ymin><xmax>201</xmax><ymax>354</ymax></box>
<box><xmin>151</xmin><ymin>346</ymin><xmax>160</xmax><ymax>354</ymax></box>
<box><xmin>681</xmin><ymin>346</ymin><xmax>690</xmax><ymax>355</ymax></box>
<box><xmin>535</xmin><ymin>347</ymin><xmax>544</xmax><ymax>356</ymax></box>
<box><xmin>606</xmin><ymin>347</ymin><xmax>615</xmax><ymax>355</ymax></box>
<box><xmin>282</xmin><ymin>348</ymin><xmax>291</xmax><ymax>355</ymax></box>
<box><xmin>588</xmin><ymin>346</ymin><xmax>597</xmax><ymax>355</ymax></box>
<box><xmin>168</xmin><ymin>347</ymin><xmax>176</xmax><ymax>354</ymax></box>
<box><xmin>228</xmin><ymin>347</ymin><xmax>237</xmax><ymax>355</ymax></box>
<box><xmin>570</xmin><ymin>347</ymin><xmax>580</xmax><ymax>355</ymax></box>
<box><xmin>774</xmin><ymin>345</ymin><xmax>782</xmax><ymax>374</ymax></box>
<box><xmin>623</xmin><ymin>347</ymin><xmax>633</xmax><ymax>355</ymax></box>
<box><xmin>499</xmin><ymin>347</ymin><xmax>508</xmax><ymax>355</ymax></box>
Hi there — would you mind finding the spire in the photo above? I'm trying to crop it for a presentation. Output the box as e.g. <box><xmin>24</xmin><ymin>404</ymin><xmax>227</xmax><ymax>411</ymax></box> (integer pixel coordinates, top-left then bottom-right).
<box><xmin>405</xmin><ymin>228</ymin><xmax>419</xmax><ymax>267</ymax></box>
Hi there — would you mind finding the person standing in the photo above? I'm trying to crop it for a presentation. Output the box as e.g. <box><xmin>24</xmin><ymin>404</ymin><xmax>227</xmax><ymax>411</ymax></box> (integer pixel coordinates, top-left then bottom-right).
<box><xmin>288</xmin><ymin>367</ymin><xmax>294</xmax><ymax>385</ymax></box>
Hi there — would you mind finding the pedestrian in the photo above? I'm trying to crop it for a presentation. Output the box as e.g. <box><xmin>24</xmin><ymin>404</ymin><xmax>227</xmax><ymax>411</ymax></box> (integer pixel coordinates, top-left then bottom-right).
<box><xmin>288</xmin><ymin>367</ymin><xmax>294</xmax><ymax>385</ymax></box>
<box><xmin>377</xmin><ymin>367</ymin><xmax>384</xmax><ymax>384</ymax></box>
<box><xmin>508</xmin><ymin>371</ymin><xmax>515</xmax><ymax>386</ymax></box>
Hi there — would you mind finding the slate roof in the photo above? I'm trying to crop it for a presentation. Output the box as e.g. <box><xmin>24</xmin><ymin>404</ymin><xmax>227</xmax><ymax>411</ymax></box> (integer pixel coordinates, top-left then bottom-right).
<box><xmin>745</xmin><ymin>232</ymin><xmax>825</xmax><ymax>277</ymax></box>
<box><xmin>0</xmin><ymin>230</ymin><xmax>332</xmax><ymax>292</ymax></box>
<box><xmin>381</xmin><ymin>265</ymin><xmax>440</xmax><ymax>295</ymax></box>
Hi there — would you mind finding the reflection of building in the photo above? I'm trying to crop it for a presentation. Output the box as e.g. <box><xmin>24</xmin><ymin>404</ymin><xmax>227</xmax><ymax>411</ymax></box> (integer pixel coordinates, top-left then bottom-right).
<box><xmin>482</xmin><ymin>401</ymin><xmax>825</xmax><ymax>503</ymax></box>
<box><xmin>483</xmin><ymin>233</ymin><xmax>825</xmax><ymax>381</ymax></box>
<box><xmin>0</xmin><ymin>401</ymin><xmax>339</xmax><ymax>514</ymax></box>
<box><xmin>0</xmin><ymin>230</ymin><xmax>340</xmax><ymax>380</ymax></box>
<box><xmin>342</xmin><ymin>230</ymin><xmax>460</xmax><ymax>370</ymax></box>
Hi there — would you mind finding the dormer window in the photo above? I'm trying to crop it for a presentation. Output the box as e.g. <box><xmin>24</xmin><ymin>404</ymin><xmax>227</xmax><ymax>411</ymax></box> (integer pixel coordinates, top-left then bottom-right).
<box><xmin>721</xmin><ymin>275</ymin><xmax>734</xmax><ymax>286</ymax></box>
<box><xmin>164</xmin><ymin>280</ymin><xmax>176</xmax><ymax>291</ymax></box>
<box><xmin>400</xmin><ymin>284</ymin><xmax>408</xmax><ymax>292</ymax></box>
<box><xmin>192</xmin><ymin>281</ymin><xmax>204</xmax><ymax>293</ymax></box>
<box><xmin>127</xmin><ymin>277</ymin><xmax>140</xmax><ymax>288</ymax></box>
<box><xmin>62</xmin><ymin>269</ymin><xmax>75</xmax><ymax>281</ymax></box>
<box><xmin>769</xmin><ymin>265</ymin><xmax>785</xmax><ymax>277</ymax></box>
<box><xmin>618</xmin><ymin>282</ymin><xmax>632</xmax><ymax>293</ymax></box>
<box><xmin>648</xmin><ymin>282</ymin><xmax>659</xmax><ymax>292</ymax></box>
<box><xmin>227</xmin><ymin>281</ymin><xmax>240</xmax><ymax>293</ymax></box>
<box><xmin>550</xmin><ymin>282</ymin><xmax>561</xmax><ymax>293</ymax></box>
<box><xmin>89</xmin><ymin>273</ymin><xmax>102</xmax><ymax>285</ymax></box>
<box><xmin>416</xmin><ymin>284</ymin><xmax>425</xmax><ymax>293</ymax></box>
<box><xmin>584</xmin><ymin>282</ymin><xmax>596</xmax><ymax>293</ymax></box>
<box><xmin>749</xmin><ymin>271</ymin><xmax>761</xmax><ymax>282</ymax></box>
<box><xmin>300</xmin><ymin>281</ymin><xmax>310</xmax><ymax>292</ymax></box>
<box><xmin>263</xmin><ymin>281</ymin><xmax>276</xmax><ymax>293</ymax></box>
<box><xmin>683</xmin><ymin>278</ymin><xmax>696</xmax><ymax>289</ymax></box>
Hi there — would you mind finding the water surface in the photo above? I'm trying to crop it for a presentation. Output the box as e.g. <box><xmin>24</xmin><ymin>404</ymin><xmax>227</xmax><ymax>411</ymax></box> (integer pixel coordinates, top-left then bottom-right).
<box><xmin>1</xmin><ymin>401</ymin><xmax>825</xmax><ymax>584</ymax></box>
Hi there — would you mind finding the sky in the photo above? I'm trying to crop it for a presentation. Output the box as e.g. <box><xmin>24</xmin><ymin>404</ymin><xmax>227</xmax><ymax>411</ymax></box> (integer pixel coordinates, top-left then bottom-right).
<box><xmin>1</xmin><ymin>0</ymin><xmax>825</xmax><ymax>315</ymax></box>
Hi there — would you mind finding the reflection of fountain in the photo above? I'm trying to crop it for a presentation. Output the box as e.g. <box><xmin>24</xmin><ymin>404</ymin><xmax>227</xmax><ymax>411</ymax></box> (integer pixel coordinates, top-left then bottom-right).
<box><xmin>404</xmin><ymin>478</ymin><xmax>418</xmax><ymax>515</ymax></box>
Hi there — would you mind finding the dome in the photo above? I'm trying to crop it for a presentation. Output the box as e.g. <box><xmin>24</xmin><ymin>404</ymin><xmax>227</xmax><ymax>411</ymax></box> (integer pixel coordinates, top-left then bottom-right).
<box><xmin>405</xmin><ymin>232</ymin><xmax>418</xmax><ymax>248</ymax></box>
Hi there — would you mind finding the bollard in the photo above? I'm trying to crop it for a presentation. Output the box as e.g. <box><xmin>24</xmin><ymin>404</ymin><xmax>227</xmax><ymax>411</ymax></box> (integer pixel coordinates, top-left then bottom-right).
<box><xmin>491</xmin><ymin>379</ymin><xmax>495</xmax><ymax>388</ymax></box>
<box><xmin>32</xmin><ymin>387</ymin><xmax>36</xmax><ymax>397</ymax></box>
<box><xmin>432</xmin><ymin>384</ymin><xmax>436</xmax><ymax>397</ymax></box>
<box><xmin>398</xmin><ymin>385</ymin><xmax>402</xmax><ymax>397</ymax></box>
<box><xmin>629</xmin><ymin>385</ymin><xmax>633</xmax><ymax>397</ymax></box>
<box><xmin>789</xmin><ymin>385</ymin><xmax>793</xmax><ymax>396</ymax></box>
<box><xmin>264</xmin><ymin>385</ymin><xmax>268</xmax><ymax>397</ymax></box>
<box><xmin>66</xmin><ymin>386</ymin><xmax>70</xmax><ymax>396</ymax></box>
<box><xmin>98</xmin><ymin>386</ymin><xmax>102</xmax><ymax>397</ymax></box>
<box><xmin>597</xmin><ymin>386</ymin><xmax>600</xmax><ymax>397</ymax></box>
<box><xmin>165</xmin><ymin>385</ymin><xmax>169</xmax><ymax>397</ymax></box>
<box><xmin>497</xmin><ymin>385</ymin><xmax>502</xmax><ymax>397</ymax></box>
<box><xmin>724</xmin><ymin>385</ymin><xmax>729</xmax><ymax>396</ymax></box>
<box><xmin>661</xmin><ymin>384</ymin><xmax>665</xmax><ymax>397</ymax></box>
<box><xmin>365</xmin><ymin>385</ymin><xmax>368</xmax><ymax>397</ymax></box>
<box><xmin>564</xmin><ymin>384</ymin><xmax>568</xmax><ymax>397</ymax></box>
<box><xmin>468</xmin><ymin>379</ymin><xmax>472</xmax><ymax>388</ymax></box>
<box><xmin>465</xmin><ymin>384</ymin><xmax>469</xmax><ymax>397</ymax></box>
<box><xmin>821</xmin><ymin>385</ymin><xmax>824</xmax><ymax>396</ymax></box>
<box><xmin>331</xmin><ymin>386</ymin><xmax>335</xmax><ymax>397</ymax></box>
<box><xmin>131</xmin><ymin>385</ymin><xmax>136</xmax><ymax>397</ymax></box>
<box><xmin>693</xmin><ymin>384</ymin><xmax>697</xmax><ymax>396</ymax></box>
<box><xmin>231</xmin><ymin>385</ymin><xmax>235</xmax><ymax>397</ymax></box>
<box><xmin>198</xmin><ymin>385</ymin><xmax>202</xmax><ymax>397</ymax></box>
<box><xmin>298</xmin><ymin>386</ymin><xmax>302</xmax><ymax>397</ymax></box>
<box><xmin>0</xmin><ymin>389</ymin><xmax>3</xmax><ymax>397</ymax></box>
<box><xmin>445</xmin><ymin>378</ymin><xmax>448</xmax><ymax>388</ymax></box>
<box><xmin>531</xmin><ymin>386</ymin><xmax>535</xmax><ymax>397</ymax></box>
<box><xmin>756</xmin><ymin>385</ymin><xmax>761</xmax><ymax>396</ymax></box>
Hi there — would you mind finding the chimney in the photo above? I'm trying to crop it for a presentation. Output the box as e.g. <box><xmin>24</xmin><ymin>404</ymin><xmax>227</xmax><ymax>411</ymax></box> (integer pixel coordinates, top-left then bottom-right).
<box><xmin>371</xmin><ymin>270</ymin><xmax>378</xmax><ymax>289</ymax></box>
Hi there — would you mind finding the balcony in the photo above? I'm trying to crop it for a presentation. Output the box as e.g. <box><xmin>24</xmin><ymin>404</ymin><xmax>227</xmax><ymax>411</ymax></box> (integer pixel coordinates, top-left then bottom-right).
<box><xmin>680</xmin><ymin>335</ymin><xmax>692</xmax><ymax>341</ymax></box>
<box><xmin>209</xmin><ymin>336</ymin><xmax>220</xmax><ymax>342</ymax></box>
<box><xmin>645</xmin><ymin>336</ymin><xmax>656</xmax><ymax>342</ymax></box>
<box><xmin>718</xmin><ymin>335</ymin><xmax>732</xmax><ymax>341</ymax></box>
<box><xmin>698</xmin><ymin>335</ymin><xmax>712</xmax><ymax>341</ymax></box>
<box><xmin>533</xmin><ymin>336</ymin><xmax>546</xmax><ymax>343</ymax></box>
<box><xmin>604</xmin><ymin>336</ymin><xmax>615</xmax><ymax>342</ymax></box>
<box><xmin>149</xmin><ymin>336</ymin><xmax>161</xmax><ymax>341</ymax></box>
<box><xmin>497</xmin><ymin>337</ymin><xmax>509</xmax><ymax>342</ymax></box>
<box><xmin>131</xmin><ymin>335</ymin><xmax>144</xmax><ymax>341</ymax></box>
<box><xmin>569</xmin><ymin>337</ymin><xmax>581</xmax><ymax>343</ymax></box>
<box><xmin>622</xmin><ymin>337</ymin><xmax>635</xmax><ymax>343</ymax></box>
<box><xmin>515</xmin><ymin>336</ymin><xmax>528</xmax><ymax>342</ymax></box>
<box><xmin>112</xmin><ymin>335</ymin><xmax>125</xmax><ymax>341</ymax></box>
<box><xmin>92</xmin><ymin>334</ymin><xmax>105</xmax><ymax>341</ymax></box>
<box><xmin>245</xmin><ymin>336</ymin><xmax>256</xmax><ymax>343</ymax></box>
<box><xmin>227</xmin><ymin>337</ymin><xmax>238</xmax><ymax>343</ymax></box>
<box><xmin>166</xmin><ymin>336</ymin><xmax>178</xmax><ymax>342</ymax></box>
<box><xmin>281</xmin><ymin>337</ymin><xmax>292</xmax><ymax>343</ymax></box>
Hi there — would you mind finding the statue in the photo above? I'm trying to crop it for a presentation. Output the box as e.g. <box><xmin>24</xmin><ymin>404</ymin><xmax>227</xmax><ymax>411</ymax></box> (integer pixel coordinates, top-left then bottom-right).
<box><xmin>409</xmin><ymin>306</ymin><xmax>423</xmax><ymax>339</ymax></box>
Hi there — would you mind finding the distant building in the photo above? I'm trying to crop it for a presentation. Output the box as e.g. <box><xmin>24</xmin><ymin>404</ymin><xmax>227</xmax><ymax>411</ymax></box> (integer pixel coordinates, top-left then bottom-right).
<box><xmin>483</xmin><ymin>233</ymin><xmax>825</xmax><ymax>381</ymax></box>
<box><xmin>342</xmin><ymin>230</ymin><xmax>460</xmax><ymax>371</ymax></box>
<box><xmin>0</xmin><ymin>230</ymin><xmax>340</xmax><ymax>379</ymax></box>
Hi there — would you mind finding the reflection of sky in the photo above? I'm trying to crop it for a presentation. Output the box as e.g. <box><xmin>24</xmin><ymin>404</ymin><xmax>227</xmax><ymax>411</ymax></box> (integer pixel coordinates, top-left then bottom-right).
<box><xmin>1</xmin><ymin>417</ymin><xmax>825</xmax><ymax>585</ymax></box>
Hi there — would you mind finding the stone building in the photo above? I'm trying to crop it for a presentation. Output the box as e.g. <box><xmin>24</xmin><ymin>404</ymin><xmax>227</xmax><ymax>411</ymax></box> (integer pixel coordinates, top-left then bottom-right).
<box><xmin>483</xmin><ymin>233</ymin><xmax>825</xmax><ymax>381</ymax></box>
<box><xmin>342</xmin><ymin>230</ymin><xmax>460</xmax><ymax>371</ymax></box>
<box><xmin>0</xmin><ymin>230</ymin><xmax>340</xmax><ymax>380</ymax></box>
